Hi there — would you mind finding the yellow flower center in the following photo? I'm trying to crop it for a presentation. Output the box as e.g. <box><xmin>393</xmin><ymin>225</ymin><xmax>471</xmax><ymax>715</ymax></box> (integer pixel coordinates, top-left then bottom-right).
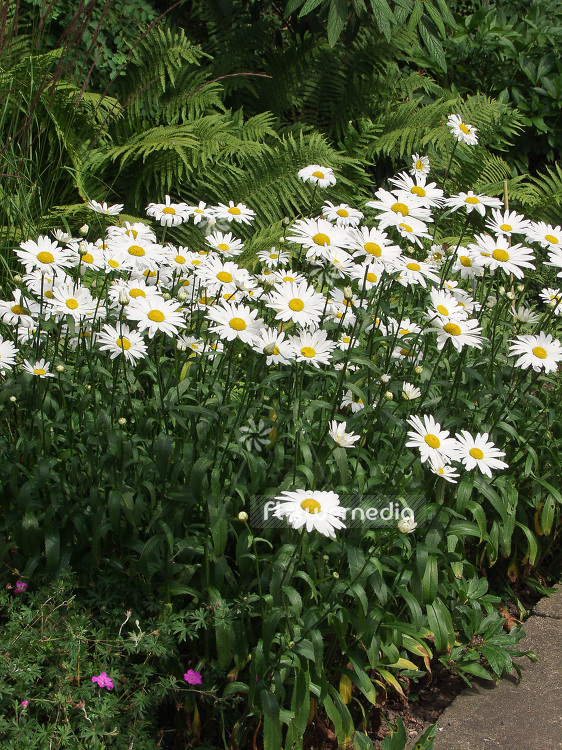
<box><xmin>336</xmin><ymin>208</ymin><xmax>349</xmax><ymax>217</ymax></box>
<box><xmin>223</xmin><ymin>293</ymin><xmax>236</xmax><ymax>301</ymax></box>
<box><xmin>363</xmin><ymin>242</ymin><xmax>381</xmax><ymax>257</ymax></box>
<box><xmin>194</xmin><ymin>209</ymin><xmax>204</xmax><ymax>214</ymax></box>
<box><xmin>228</xmin><ymin>207</ymin><xmax>242</xmax><ymax>215</ymax></box>
<box><xmin>82</xmin><ymin>253</ymin><xmax>94</xmax><ymax>264</ymax></box>
<box><xmin>465</xmin><ymin>196</ymin><xmax>480</xmax><ymax>204</ymax></box>
<box><xmin>44</xmin><ymin>290</ymin><xmax>54</xmax><ymax>298</ymax></box>
<box><xmin>312</xmin><ymin>171</ymin><xmax>325</xmax><ymax>179</ymax></box>
<box><xmin>399</xmin><ymin>329</ymin><xmax>410</xmax><ymax>335</ymax></box>
<box><xmin>129</xmin><ymin>288</ymin><xmax>145</xmax><ymax>298</ymax></box>
<box><xmin>300</xmin><ymin>346</ymin><xmax>316</xmax><ymax>358</ymax></box>
<box><xmin>66</xmin><ymin>298</ymin><xmax>79</xmax><ymax>310</ymax></box>
<box><xmin>34</xmin><ymin>368</ymin><xmax>46</xmax><ymax>376</ymax></box>
<box><xmin>492</xmin><ymin>248</ymin><xmax>509</xmax><ymax>262</ymax></box>
<box><xmin>269</xmin><ymin>253</ymin><xmax>278</xmax><ymax>259</ymax></box>
<box><xmin>229</xmin><ymin>317</ymin><xmax>247</xmax><ymax>331</ymax></box>
<box><xmin>469</xmin><ymin>447</ymin><xmax>484</xmax><ymax>459</ymax></box>
<box><xmin>545</xmin><ymin>234</ymin><xmax>559</xmax><ymax>244</ymax></box>
<box><xmin>163</xmin><ymin>206</ymin><xmax>175</xmax><ymax>214</ymax></box>
<box><xmin>313</xmin><ymin>233</ymin><xmax>331</xmax><ymax>246</ymax></box>
<box><xmin>406</xmin><ymin>262</ymin><xmax>421</xmax><ymax>271</ymax></box>
<box><xmin>411</xmin><ymin>186</ymin><xmax>426</xmax><ymax>197</ymax></box>
<box><xmin>11</xmin><ymin>304</ymin><xmax>26</xmax><ymax>315</ymax></box>
<box><xmin>192</xmin><ymin>259</ymin><xmax>202</xmax><ymax>266</ymax></box>
<box><xmin>144</xmin><ymin>270</ymin><xmax>157</xmax><ymax>277</ymax></box>
<box><xmin>443</xmin><ymin>322</ymin><xmax>461</xmax><ymax>336</ymax></box>
<box><xmin>460</xmin><ymin>255</ymin><xmax>472</xmax><ymax>267</ymax></box>
<box><xmin>459</xmin><ymin>123</ymin><xmax>471</xmax><ymax>134</ymax></box>
<box><xmin>128</xmin><ymin>229</ymin><xmax>139</xmax><ymax>239</ymax></box>
<box><xmin>128</xmin><ymin>245</ymin><xmax>145</xmax><ymax>256</ymax></box>
<box><xmin>217</xmin><ymin>243</ymin><xmax>230</xmax><ymax>252</ymax></box>
<box><xmin>273</xmin><ymin>346</ymin><xmax>280</xmax><ymax>355</ymax></box>
<box><xmin>392</xmin><ymin>202</ymin><xmax>409</xmax><ymax>216</ymax></box>
<box><xmin>500</xmin><ymin>223</ymin><xmax>512</xmax><ymax>232</ymax></box>
<box><xmin>532</xmin><ymin>346</ymin><xmax>547</xmax><ymax>359</ymax></box>
<box><xmin>342</xmin><ymin>336</ymin><xmax>351</xmax><ymax>343</ymax></box>
<box><xmin>400</xmin><ymin>348</ymin><xmax>411</xmax><ymax>356</ymax></box>
<box><xmin>301</xmin><ymin>497</ymin><xmax>321</xmax><ymax>514</ymax></box>
<box><xmin>289</xmin><ymin>298</ymin><xmax>305</xmax><ymax>311</ymax></box>
<box><xmin>108</xmin><ymin>259</ymin><xmax>119</xmax><ymax>268</ymax></box>
<box><xmin>399</xmin><ymin>223</ymin><xmax>413</xmax><ymax>232</ymax></box>
<box><xmin>436</xmin><ymin>305</ymin><xmax>449</xmax><ymax>316</ymax></box>
<box><xmin>148</xmin><ymin>310</ymin><xmax>165</xmax><ymax>322</ymax></box>
<box><xmin>37</xmin><ymin>251</ymin><xmax>54</xmax><ymax>264</ymax></box>
<box><xmin>175</xmin><ymin>255</ymin><xmax>186</xmax><ymax>264</ymax></box>
<box><xmin>366</xmin><ymin>272</ymin><xmax>377</xmax><ymax>282</ymax></box>
<box><xmin>116</xmin><ymin>337</ymin><xmax>131</xmax><ymax>350</ymax></box>
<box><xmin>282</xmin><ymin>276</ymin><xmax>295</xmax><ymax>282</ymax></box>
<box><xmin>416</xmin><ymin>160</ymin><xmax>424</xmax><ymax>170</ymax></box>
<box><xmin>424</xmin><ymin>434</ymin><xmax>440</xmax><ymax>448</ymax></box>
<box><xmin>217</xmin><ymin>271</ymin><xmax>233</xmax><ymax>283</ymax></box>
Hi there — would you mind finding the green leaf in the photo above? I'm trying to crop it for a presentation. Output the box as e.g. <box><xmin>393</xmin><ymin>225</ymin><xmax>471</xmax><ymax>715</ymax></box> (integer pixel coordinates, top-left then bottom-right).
<box><xmin>327</xmin><ymin>0</ymin><xmax>348</xmax><ymax>46</ymax></box>
<box><xmin>261</xmin><ymin>690</ymin><xmax>283</xmax><ymax>750</ymax></box>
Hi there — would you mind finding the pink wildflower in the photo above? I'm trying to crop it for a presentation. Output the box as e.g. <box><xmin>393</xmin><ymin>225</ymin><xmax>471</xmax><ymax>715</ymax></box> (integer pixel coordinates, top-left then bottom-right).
<box><xmin>92</xmin><ymin>672</ymin><xmax>114</xmax><ymax>690</ymax></box>
<box><xmin>21</xmin><ymin>700</ymin><xmax>29</xmax><ymax>708</ymax></box>
<box><xmin>184</xmin><ymin>669</ymin><xmax>202</xmax><ymax>685</ymax></box>
<box><xmin>15</xmin><ymin>581</ymin><xmax>27</xmax><ymax>593</ymax></box>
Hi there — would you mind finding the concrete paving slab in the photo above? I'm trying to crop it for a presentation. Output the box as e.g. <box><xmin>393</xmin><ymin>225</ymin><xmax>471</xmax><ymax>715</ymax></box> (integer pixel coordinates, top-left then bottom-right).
<box><xmin>533</xmin><ymin>587</ymin><xmax>562</xmax><ymax>620</ymax></box>
<box><xmin>426</xmin><ymin>614</ymin><xmax>562</xmax><ymax>750</ymax></box>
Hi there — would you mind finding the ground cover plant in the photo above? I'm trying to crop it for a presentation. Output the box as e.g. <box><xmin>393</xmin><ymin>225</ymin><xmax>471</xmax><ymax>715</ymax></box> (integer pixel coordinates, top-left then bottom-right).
<box><xmin>2</xmin><ymin>109</ymin><xmax>562</xmax><ymax>747</ymax></box>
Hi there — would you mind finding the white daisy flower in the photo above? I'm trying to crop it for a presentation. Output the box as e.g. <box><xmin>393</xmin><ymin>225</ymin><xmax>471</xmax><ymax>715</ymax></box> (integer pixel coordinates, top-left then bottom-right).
<box><xmin>187</xmin><ymin>201</ymin><xmax>218</xmax><ymax>225</ymax></box>
<box><xmin>539</xmin><ymin>288</ymin><xmax>562</xmax><ymax>313</ymax></box>
<box><xmin>393</xmin><ymin>218</ymin><xmax>432</xmax><ymax>247</ymax></box>
<box><xmin>510</xmin><ymin>305</ymin><xmax>540</xmax><ymax>324</ymax></box>
<box><xmin>508</xmin><ymin>332</ymin><xmax>562</xmax><ymax>373</ymax></box>
<box><xmin>266</xmin><ymin>280</ymin><xmax>325</xmax><ymax>328</ymax></box>
<box><xmin>97</xmin><ymin>323</ymin><xmax>148</xmax><ymax>364</ymax></box>
<box><xmin>429</xmin><ymin>460</ymin><xmax>459</xmax><ymax>484</ymax></box>
<box><xmin>455</xmin><ymin>431</ymin><xmax>508</xmax><ymax>477</ymax></box>
<box><xmin>52</xmin><ymin>229</ymin><xmax>79</xmax><ymax>243</ymax></box>
<box><xmin>69</xmin><ymin>242</ymin><xmax>105</xmax><ymax>273</ymax></box>
<box><xmin>270</xmin><ymin>268</ymin><xmax>307</xmax><ymax>285</ymax></box>
<box><xmin>410</xmin><ymin>153</ymin><xmax>430</xmax><ymax>177</ymax></box>
<box><xmin>176</xmin><ymin>335</ymin><xmax>205</xmax><ymax>353</ymax></box>
<box><xmin>395</xmin><ymin>257</ymin><xmax>440</xmax><ymax>289</ymax></box>
<box><xmin>319</xmin><ymin>247</ymin><xmax>356</xmax><ymax>278</ymax></box>
<box><xmin>426</xmin><ymin>289</ymin><xmax>468</xmax><ymax>323</ymax></box>
<box><xmin>544</xmin><ymin>245</ymin><xmax>562</xmax><ymax>278</ymax></box>
<box><xmin>485</xmin><ymin>209</ymin><xmax>530</xmax><ymax>237</ymax></box>
<box><xmin>388</xmin><ymin>172</ymin><xmax>444</xmax><ymax>208</ymax></box>
<box><xmin>206</xmin><ymin>301</ymin><xmax>264</xmax><ymax>344</ymax></box>
<box><xmin>397</xmin><ymin>516</ymin><xmax>418</xmax><ymax>534</ymax></box>
<box><xmin>349</xmin><ymin>260</ymin><xmax>385</xmax><ymax>290</ymax></box>
<box><xmin>257</xmin><ymin>248</ymin><xmax>291</xmax><ymax>267</ymax></box>
<box><xmin>215</xmin><ymin>201</ymin><xmax>256</xmax><ymax>225</ymax></box>
<box><xmin>341</xmin><ymin>390</ymin><xmax>365</xmax><ymax>412</ymax></box>
<box><xmin>0</xmin><ymin>337</ymin><xmax>18</xmax><ymax>373</ymax></box>
<box><xmin>87</xmin><ymin>199</ymin><xmax>124</xmax><ymax>215</ymax></box>
<box><xmin>366</xmin><ymin>189</ymin><xmax>433</xmax><ymax>230</ymax></box>
<box><xmin>452</xmin><ymin>247</ymin><xmax>485</xmax><ymax>279</ymax></box>
<box><xmin>250</xmin><ymin>327</ymin><xmax>293</xmax><ymax>365</ymax></box>
<box><xmin>15</xmin><ymin>236</ymin><xmax>74</xmax><ymax>275</ymax></box>
<box><xmin>288</xmin><ymin>328</ymin><xmax>336</xmax><ymax>367</ymax></box>
<box><xmin>205</xmin><ymin>231</ymin><xmax>245</xmax><ymax>258</ymax></box>
<box><xmin>22</xmin><ymin>358</ymin><xmax>55</xmax><ymax>378</ymax></box>
<box><xmin>146</xmin><ymin>195</ymin><xmax>190</xmax><ymax>226</ymax></box>
<box><xmin>469</xmin><ymin>234</ymin><xmax>535</xmax><ymax>279</ymax></box>
<box><xmin>287</xmin><ymin>218</ymin><xmax>353</xmax><ymax>259</ymax></box>
<box><xmin>126</xmin><ymin>295</ymin><xmax>185</xmax><ymax>338</ymax></box>
<box><xmin>0</xmin><ymin>290</ymin><xmax>38</xmax><ymax>328</ymax></box>
<box><xmin>406</xmin><ymin>414</ymin><xmax>461</xmax><ymax>465</ymax></box>
<box><xmin>297</xmin><ymin>165</ymin><xmax>336</xmax><ymax>188</ymax></box>
<box><xmin>322</xmin><ymin>201</ymin><xmax>363</xmax><ymax>227</ymax></box>
<box><xmin>401</xmin><ymin>382</ymin><xmax>421</xmax><ymax>400</ymax></box>
<box><xmin>447</xmin><ymin>113</ymin><xmax>478</xmax><ymax>145</ymax></box>
<box><xmin>107</xmin><ymin>221</ymin><xmax>156</xmax><ymax>244</ymax></box>
<box><xmin>347</xmin><ymin>226</ymin><xmax>402</xmax><ymax>269</ymax></box>
<box><xmin>49</xmin><ymin>283</ymin><xmax>98</xmax><ymax>322</ymax></box>
<box><xmin>427</xmin><ymin>316</ymin><xmax>484</xmax><ymax>352</ymax></box>
<box><xmin>336</xmin><ymin>333</ymin><xmax>355</xmax><ymax>351</ymax></box>
<box><xmin>328</xmin><ymin>420</ymin><xmax>361</xmax><ymax>448</ymax></box>
<box><xmin>272</xmin><ymin>489</ymin><xmax>346</xmax><ymax>537</ymax></box>
<box><xmin>445</xmin><ymin>191</ymin><xmax>502</xmax><ymax>217</ymax></box>
<box><xmin>526</xmin><ymin>221</ymin><xmax>562</xmax><ymax>248</ymax></box>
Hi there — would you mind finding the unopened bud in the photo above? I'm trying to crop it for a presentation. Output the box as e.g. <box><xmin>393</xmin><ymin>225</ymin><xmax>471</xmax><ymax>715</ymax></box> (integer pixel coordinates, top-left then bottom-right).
<box><xmin>162</xmin><ymin>292</ymin><xmax>171</xmax><ymax>301</ymax></box>
<box><xmin>78</xmin><ymin>241</ymin><xmax>89</xmax><ymax>256</ymax></box>
<box><xmin>517</xmin><ymin>284</ymin><xmax>525</xmax><ymax>292</ymax></box>
<box><xmin>499</xmin><ymin>286</ymin><xmax>506</xmax><ymax>294</ymax></box>
<box><xmin>177</xmin><ymin>288</ymin><xmax>188</xmax><ymax>301</ymax></box>
<box><xmin>118</xmin><ymin>417</ymin><xmax>126</xmax><ymax>425</ymax></box>
<box><xmin>263</xmin><ymin>342</ymin><xmax>276</xmax><ymax>356</ymax></box>
<box><xmin>384</xmin><ymin>391</ymin><xmax>393</xmax><ymax>400</ymax></box>
<box><xmin>414</xmin><ymin>365</ymin><xmax>423</xmax><ymax>375</ymax></box>
<box><xmin>118</xmin><ymin>290</ymin><xmax>129</xmax><ymax>305</ymax></box>
<box><xmin>13</xmin><ymin>274</ymin><xmax>22</xmax><ymax>283</ymax></box>
<box><xmin>282</xmin><ymin>217</ymin><xmax>290</xmax><ymax>226</ymax></box>
<box><xmin>380</xmin><ymin>374</ymin><xmax>391</xmax><ymax>384</ymax></box>
<box><xmin>238</xmin><ymin>511</ymin><xmax>248</xmax><ymax>522</ymax></box>
<box><xmin>9</xmin><ymin>395</ymin><xmax>16</xmax><ymax>402</ymax></box>
<box><xmin>56</xmin><ymin>364</ymin><xmax>64</xmax><ymax>372</ymax></box>
<box><xmin>332</xmin><ymin>572</ymin><xmax>340</xmax><ymax>579</ymax></box>
<box><xmin>79</xmin><ymin>224</ymin><xmax>89</xmax><ymax>236</ymax></box>
<box><xmin>343</xmin><ymin>286</ymin><xmax>354</xmax><ymax>301</ymax></box>
<box><xmin>506</xmin><ymin>291</ymin><xmax>515</xmax><ymax>300</ymax></box>
<box><xmin>176</xmin><ymin>342</ymin><xmax>187</xmax><ymax>352</ymax></box>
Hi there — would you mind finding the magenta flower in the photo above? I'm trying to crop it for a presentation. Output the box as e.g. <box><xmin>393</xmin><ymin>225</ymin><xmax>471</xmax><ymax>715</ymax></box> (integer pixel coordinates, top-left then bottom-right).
<box><xmin>184</xmin><ymin>669</ymin><xmax>202</xmax><ymax>685</ymax></box>
<box><xmin>21</xmin><ymin>700</ymin><xmax>29</xmax><ymax>708</ymax></box>
<box><xmin>92</xmin><ymin>672</ymin><xmax>114</xmax><ymax>690</ymax></box>
<box><xmin>15</xmin><ymin>581</ymin><xmax>27</xmax><ymax>593</ymax></box>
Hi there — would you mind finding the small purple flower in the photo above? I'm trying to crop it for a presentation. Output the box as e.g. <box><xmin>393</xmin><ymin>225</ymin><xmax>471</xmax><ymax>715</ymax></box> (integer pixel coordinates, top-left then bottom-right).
<box><xmin>15</xmin><ymin>581</ymin><xmax>27</xmax><ymax>593</ymax></box>
<box><xmin>21</xmin><ymin>700</ymin><xmax>29</xmax><ymax>708</ymax></box>
<box><xmin>184</xmin><ymin>669</ymin><xmax>202</xmax><ymax>685</ymax></box>
<box><xmin>92</xmin><ymin>672</ymin><xmax>114</xmax><ymax>690</ymax></box>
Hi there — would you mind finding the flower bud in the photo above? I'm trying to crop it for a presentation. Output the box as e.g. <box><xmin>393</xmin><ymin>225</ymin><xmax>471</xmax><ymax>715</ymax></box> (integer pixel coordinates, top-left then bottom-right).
<box><xmin>13</xmin><ymin>274</ymin><xmax>22</xmax><ymax>283</ymax></box>
<box><xmin>263</xmin><ymin>342</ymin><xmax>276</xmax><ymax>356</ymax></box>
<box><xmin>238</xmin><ymin>511</ymin><xmax>248</xmax><ymax>522</ymax></box>
<box><xmin>384</xmin><ymin>390</ymin><xmax>393</xmax><ymax>400</ymax></box>
<box><xmin>414</xmin><ymin>365</ymin><xmax>423</xmax><ymax>375</ymax></box>
<box><xmin>55</xmin><ymin>364</ymin><xmax>64</xmax><ymax>372</ymax></box>
<box><xmin>79</xmin><ymin>224</ymin><xmax>89</xmax><ymax>236</ymax></box>
<box><xmin>118</xmin><ymin>290</ymin><xmax>129</xmax><ymax>306</ymax></box>
<box><xmin>506</xmin><ymin>291</ymin><xmax>515</xmax><ymax>300</ymax></box>
<box><xmin>343</xmin><ymin>286</ymin><xmax>354</xmax><ymax>301</ymax></box>
<box><xmin>499</xmin><ymin>285</ymin><xmax>506</xmax><ymax>294</ymax></box>
<box><xmin>78</xmin><ymin>241</ymin><xmax>89</xmax><ymax>256</ymax></box>
<box><xmin>380</xmin><ymin>374</ymin><xmax>391</xmax><ymax>384</ymax></box>
<box><xmin>9</xmin><ymin>396</ymin><xmax>16</xmax><ymax>402</ymax></box>
<box><xmin>517</xmin><ymin>284</ymin><xmax>525</xmax><ymax>292</ymax></box>
<box><xmin>177</xmin><ymin>288</ymin><xmax>189</xmax><ymax>301</ymax></box>
<box><xmin>118</xmin><ymin>417</ymin><xmax>127</xmax><ymax>425</ymax></box>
